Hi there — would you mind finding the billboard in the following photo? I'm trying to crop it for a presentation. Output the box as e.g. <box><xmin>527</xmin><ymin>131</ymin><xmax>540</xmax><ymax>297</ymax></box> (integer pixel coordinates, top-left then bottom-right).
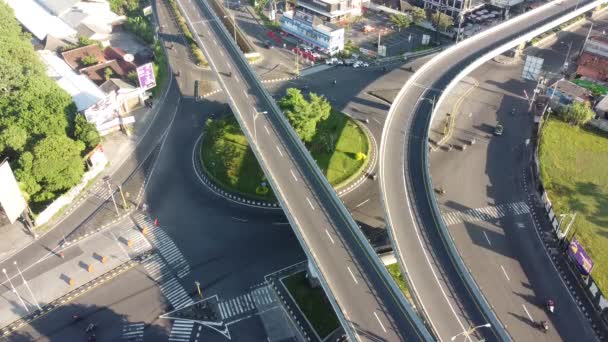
<box><xmin>0</xmin><ymin>159</ymin><xmax>27</xmax><ymax>224</ymax></box>
<box><xmin>568</xmin><ymin>237</ymin><xmax>594</xmax><ymax>275</ymax></box>
<box><xmin>522</xmin><ymin>55</ymin><xmax>544</xmax><ymax>81</ymax></box>
<box><xmin>136</xmin><ymin>63</ymin><xmax>156</xmax><ymax>90</ymax></box>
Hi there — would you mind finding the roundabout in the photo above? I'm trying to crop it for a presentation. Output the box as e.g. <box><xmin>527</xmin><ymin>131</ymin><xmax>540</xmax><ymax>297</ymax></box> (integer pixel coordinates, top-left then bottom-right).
<box><xmin>195</xmin><ymin>109</ymin><xmax>373</xmax><ymax>206</ymax></box>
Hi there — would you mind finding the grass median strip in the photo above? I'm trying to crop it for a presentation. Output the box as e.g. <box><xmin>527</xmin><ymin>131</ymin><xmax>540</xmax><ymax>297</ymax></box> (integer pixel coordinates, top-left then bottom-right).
<box><xmin>539</xmin><ymin>118</ymin><xmax>608</xmax><ymax>293</ymax></box>
<box><xmin>386</xmin><ymin>263</ymin><xmax>412</xmax><ymax>303</ymax></box>
<box><xmin>283</xmin><ymin>271</ymin><xmax>340</xmax><ymax>339</ymax></box>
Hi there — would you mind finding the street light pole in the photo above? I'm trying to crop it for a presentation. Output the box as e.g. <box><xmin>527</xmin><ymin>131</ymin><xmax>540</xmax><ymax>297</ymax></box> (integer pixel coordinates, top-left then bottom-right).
<box><xmin>450</xmin><ymin>323</ymin><xmax>492</xmax><ymax>341</ymax></box>
<box><xmin>14</xmin><ymin>261</ymin><xmax>41</xmax><ymax>311</ymax></box>
<box><xmin>2</xmin><ymin>268</ymin><xmax>29</xmax><ymax>313</ymax></box>
<box><xmin>118</xmin><ymin>185</ymin><xmax>129</xmax><ymax>209</ymax></box>
<box><xmin>195</xmin><ymin>281</ymin><xmax>203</xmax><ymax>298</ymax></box>
<box><xmin>103</xmin><ymin>176</ymin><xmax>119</xmax><ymax>216</ymax></box>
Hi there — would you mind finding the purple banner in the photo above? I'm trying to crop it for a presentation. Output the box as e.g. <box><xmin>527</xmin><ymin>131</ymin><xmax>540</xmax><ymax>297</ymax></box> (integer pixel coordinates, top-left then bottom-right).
<box><xmin>136</xmin><ymin>63</ymin><xmax>156</xmax><ymax>90</ymax></box>
<box><xmin>568</xmin><ymin>237</ymin><xmax>594</xmax><ymax>275</ymax></box>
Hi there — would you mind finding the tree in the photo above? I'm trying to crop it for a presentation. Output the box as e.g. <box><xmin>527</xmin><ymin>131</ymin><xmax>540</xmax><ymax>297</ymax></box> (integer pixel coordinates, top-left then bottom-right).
<box><xmin>0</xmin><ymin>2</ymin><xmax>85</xmax><ymax>207</ymax></box>
<box><xmin>279</xmin><ymin>88</ymin><xmax>332</xmax><ymax>143</ymax></box>
<box><xmin>560</xmin><ymin>101</ymin><xmax>595</xmax><ymax>126</ymax></box>
<box><xmin>29</xmin><ymin>135</ymin><xmax>85</xmax><ymax>202</ymax></box>
<box><xmin>73</xmin><ymin>115</ymin><xmax>101</xmax><ymax>150</ymax></box>
<box><xmin>430</xmin><ymin>11</ymin><xmax>454</xmax><ymax>32</ymax></box>
<box><xmin>389</xmin><ymin>13</ymin><xmax>411</xmax><ymax>32</ymax></box>
<box><xmin>104</xmin><ymin>67</ymin><xmax>115</xmax><ymax>80</ymax></box>
<box><xmin>410</xmin><ymin>7</ymin><xmax>427</xmax><ymax>25</ymax></box>
<box><xmin>81</xmin><ymin>54</ymin><xmax>98</xmax><ymax>66</ymax></box>
<box><xmin>77</xmin><ymin>36</ymin><xmax>98</xmax><ymax>47</ymax></box>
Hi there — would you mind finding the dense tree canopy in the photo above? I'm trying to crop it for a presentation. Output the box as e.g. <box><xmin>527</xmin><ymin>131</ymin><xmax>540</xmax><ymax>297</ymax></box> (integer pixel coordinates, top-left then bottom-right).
<box><xmin>389</xmin><ymin>14</ymin><xmax>411</xmax><ymax>32</ymax></box>
<box><xmin>560</xmin><ymin>101</ymin><xmax>595</xmax><ymax>126</ymax></box>
<box><xmin>0</xmin><ymin>3</ymin><xmax>93</xmax><ymax>208</ymax></box>
<box><xmin>279</xmin><ymin>88</ymin><xmax>331</xmax><ymax>143</ymax></box>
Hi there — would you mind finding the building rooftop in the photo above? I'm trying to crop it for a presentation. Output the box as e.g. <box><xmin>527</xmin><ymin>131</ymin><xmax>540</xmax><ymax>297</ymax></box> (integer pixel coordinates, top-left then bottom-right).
<box><xmin>35</xmin><ymin>0</ymin><xmax>80</xmax><ymax>16</ymax></box>
<box><xmin>589</xmin><ymin>35</ymin><xmax>608</xmax><ymax>45</ymax></box>
<box><xmin>6</xmin><ymin>0</ymin><xmax>76</xmax><ymax>40</ymax></box>
<box><xmin>61</xmin><ymin>44</ymin><xmax>107</xmax><ymax>70</ymax></box>
<box><xmin>38</xmin><ymin>50</ymin><xmax>105</xmax><ymax>112</ymax></box>
<box><xmin>577</xmin><ymin>52</ymin><xmax>608</xmax><ymax>82</ymax></box>
<box><xmin>551</xmin><ymin>79</ymin><xmax>592</xmax><ymax>101</ymax></box>
<box><xmin>100</xmin><ymin>78</ymin><xmax>136</xmax><ymax>94</ymax></box>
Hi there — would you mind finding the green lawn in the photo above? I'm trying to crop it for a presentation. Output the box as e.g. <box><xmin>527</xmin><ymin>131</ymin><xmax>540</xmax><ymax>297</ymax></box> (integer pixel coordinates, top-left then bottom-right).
<box><xmin>200</xmin><ymin>112</ymin><xmax>369</xmax><ymax>201</ymax></box>
<box><xmin>539</xmin><ymin>119</ymin><xmax>608</xmax><ymax>293</ymax></box>
<box><xmin>387</xmin><ymin>263</ymin><xmax>412</xmax><ymax>303</ymax></box>
<box><xmin>282</xmin><ymin>271</ymin><xmax>340</xmax><ymax>339</ymax></box>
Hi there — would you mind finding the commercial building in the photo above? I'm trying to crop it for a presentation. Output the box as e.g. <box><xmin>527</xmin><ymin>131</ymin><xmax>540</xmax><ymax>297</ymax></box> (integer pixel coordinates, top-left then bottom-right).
<box><xmin>546</xmin><ymin>80</ymin><xmax>592</xmax><ymax>107</ymax></box>
<box><xmin>583</xmin><ymin>36</ymin><xmax>608</xmax><ymax>59</ymax></box>
<box><xmin>576</xmin><ymin>52</ymin><xmax>608</xmax><ymax>83</ymax></box>
<box><xmin>280</xmin><ymin>10</ymin><xmax>345</xmax><ymax>55</ymax></box>
<box><xmin>291</xmin><ymin>0</ymin><xmax>368</xmax><ymax>23</ymax></box>
<box><xmin>423</xmin><ymin>0</ymin><xmax>484</xmax><ymax>18</ymax></box>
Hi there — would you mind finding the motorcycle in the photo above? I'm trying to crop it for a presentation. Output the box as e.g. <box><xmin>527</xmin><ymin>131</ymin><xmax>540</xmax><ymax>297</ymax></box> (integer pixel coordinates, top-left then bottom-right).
<box><xmin>536</xmin><ymin>320</ymin><xmax>549</xmax><ymax>333</ymax></box>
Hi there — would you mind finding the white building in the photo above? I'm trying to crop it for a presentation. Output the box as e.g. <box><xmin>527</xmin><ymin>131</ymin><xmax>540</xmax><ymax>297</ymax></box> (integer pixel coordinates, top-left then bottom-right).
<box><xmin>6</xmin><ymin>0</ymin><xmax>76</xmax><ymax>41</ymax></box>
<box><xmin>38</xmin><ymin>50</ymin><xmax>122</xmax><ymax>135</ymax></box>
<box><xmin>280</xmin><ymin>10</ymin><xmax>344</xmax><ymax>54</ymax></box>
<box><xmin>292</xmin><ymin>0</ymin><xmax>368</xmax><ymax>23</ymax></box>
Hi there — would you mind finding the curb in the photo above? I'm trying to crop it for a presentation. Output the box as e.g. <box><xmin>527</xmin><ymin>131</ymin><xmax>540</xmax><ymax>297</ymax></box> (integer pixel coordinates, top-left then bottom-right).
<box><xmin>192</xmin><ymin>132</ymin><xmax>282</xmax><ymax>210</ymax></box>
<box><xmin>0</xmin><ymin>250</ymin><xmax>153</xmax><ymax>338</ymax></box>
<box><xmin>335</xmin><ymin>121</ymin><xmax>378</xmax><ymax>197</ymax></box>
<box><xmin>261</xmin><ymin>76</ymin><xmax>297</xmax><ymax>84</ymax></box>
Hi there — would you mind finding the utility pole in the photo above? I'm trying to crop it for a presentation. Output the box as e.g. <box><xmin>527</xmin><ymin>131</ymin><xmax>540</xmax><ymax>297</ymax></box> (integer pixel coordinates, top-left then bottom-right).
<box><xmin>455</xmin><ymin>0</ymin><xmax>466</xmax><ymax>43</ymax></box>
<box><xmin>118</xmin><ymin>185</ymin><xmax>129</xmax><ymax>209</ymax></box>
<box><xmin>294</xmin><ymin>43</ymin><xmax>299</xmax><ymax>76</ymax></box>
<box><xmin>580</xmin><ymin>22</ymin><xmax>594</xmax><ymax>56</ymax></box>
<box><xmin>195</xmin><ymin>281</ymin><xmax>203</xmax><ymax>298</ymax></box>
<box><xmin>103</xmin><ymin>176</ymin><xmax>119</xmax><ymax>216</ymax></box>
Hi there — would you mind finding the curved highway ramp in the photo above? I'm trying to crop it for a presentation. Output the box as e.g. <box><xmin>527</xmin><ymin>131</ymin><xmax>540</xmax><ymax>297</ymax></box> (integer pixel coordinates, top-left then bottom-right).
<box><xmin>380</xmin><ymin>0</ymin><xmax>605</xmax><ymax>341</ymax></box>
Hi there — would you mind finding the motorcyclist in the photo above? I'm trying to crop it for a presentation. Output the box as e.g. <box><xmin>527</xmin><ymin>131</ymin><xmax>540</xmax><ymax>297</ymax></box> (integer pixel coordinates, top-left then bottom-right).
<box><xmin>547</xmin><ymin>299</ymin><xmax>555</xmax><ymax>313</ymax></box>
<box><xmin>538</xmin><ymin>320</ymin><xmax>549</xmax><ymax>333</ymax></box>
<box><xmin>85</xmin><ymin>323</ymin><xmax>96</xmax><ymax>333</ymax></box>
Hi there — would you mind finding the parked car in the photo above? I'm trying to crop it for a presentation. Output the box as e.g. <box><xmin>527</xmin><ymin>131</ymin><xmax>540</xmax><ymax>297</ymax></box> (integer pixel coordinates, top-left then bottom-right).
<box><xmin>325</xmin><ymin>57</ymin><xmax>339</xmax><ymax>65</ymax></box>
<box><xmin>353</xmin><ymin>61</ymin><xmax>369</xmax><ymax>68</ymax></box>
<box><xmin>263</xmin><ymin>40</ymin><xmax>273</xmax><ymax>49</ymax></box>
<box><xmin>494</xmin><ymin>123</ymin><xmax>504</xmax><ymax>136</ymax></box>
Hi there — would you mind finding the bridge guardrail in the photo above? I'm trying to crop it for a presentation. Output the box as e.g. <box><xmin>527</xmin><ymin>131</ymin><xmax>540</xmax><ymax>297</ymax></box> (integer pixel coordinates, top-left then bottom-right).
<box><xmin>181</xmin><ymin>0</ymin><xmax>435</xmax><ymax>340</ymax></box>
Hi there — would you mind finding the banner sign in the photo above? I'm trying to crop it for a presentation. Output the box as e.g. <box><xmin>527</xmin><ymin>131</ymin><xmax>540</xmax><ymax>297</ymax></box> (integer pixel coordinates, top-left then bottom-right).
<box><xmin>137</xmin><ymin>63</ymin><xmax>156</xmax><ymax>90</ymax></box>
<box><xmin>568</xmin><ymin>237</ymin><xmax>594</xmax><ymax>275</ymax></box>
<box><xmin>0</xmin><ymin>159</ymin><xmax>27</xmax><ymax>224</ymax></box>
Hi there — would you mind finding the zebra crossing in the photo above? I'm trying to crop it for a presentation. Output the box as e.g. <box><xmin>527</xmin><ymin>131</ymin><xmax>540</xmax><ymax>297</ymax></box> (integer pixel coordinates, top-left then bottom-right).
<box><xmin>442</xmin><ymin>201</ymin><xmax>530</xmax><ymax>226</ymax></box>
<box><xmin>122</xmin><ymin>322</ymin><xmax>145</xmax><ymax>341</ymax></box>
<box><xmin>86</xmin><ymin>180</ymin><xmax>114</xmax><ymax>201</ymax></box>
<box><xmin>168</xmin><ymin>320</ymin><xmax>194</xmax><ymax>342</ymax></box>
<box><xmin>217</xmin><ymin>285</ymin><xmax>277</xmax><ymax>321</ymax></box>
<box><xmin>133</xmin><ymin>213</ymin><xmax>190</xmax><ymax>278</ymax></box>
<box><xmin>142</xmin><ymin>254</ymin><xmax>194</xmax><ymax>310</ymax></box>
<box><xmin>113</xmin><ymin>221</ymin><xmax>152</xmax><ymax>257</ymax></box>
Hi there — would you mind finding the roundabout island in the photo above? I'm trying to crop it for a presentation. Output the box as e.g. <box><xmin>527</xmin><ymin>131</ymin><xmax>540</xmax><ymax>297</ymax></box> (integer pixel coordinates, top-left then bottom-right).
<box><xmin>198</xmin><ymin>88</ymin><xmax>372</xmax><ymax>203</ymax></box>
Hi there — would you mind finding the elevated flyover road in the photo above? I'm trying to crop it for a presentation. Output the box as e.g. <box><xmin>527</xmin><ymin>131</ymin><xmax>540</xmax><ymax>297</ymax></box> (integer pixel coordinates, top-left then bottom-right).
<box><xmin>379</xmin><ymin>0</ymin><xmax>606</xmax><ymax>341</ymax></box>
<box><xmin>170</xmin><ymin>0</ymin><xmax>433</xmax><ymax>340</ymax></box>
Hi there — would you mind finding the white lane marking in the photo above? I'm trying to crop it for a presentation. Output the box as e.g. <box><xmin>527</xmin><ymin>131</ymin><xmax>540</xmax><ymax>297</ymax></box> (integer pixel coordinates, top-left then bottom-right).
<box><xmin>500</xmin><ymin>265</ymin><xmax>510</xmax><ymax>281</ymax></box>
<box><xmin>325</xmin><ymin>229</ymin><xmax>335</xmax><ymax>244</ymax></box>
<box><xmin>243</xmin><ymin>90</ymin><xmax>249</xmax><ymax>98</ymax></box>
<box><xmin>231</xmin><ymin>217</ymin><xmax>248</xmax><ymax>222</ymax></box>
<box><xmin>275</xmin><ymin>146</ymin><xmax>283</xmax><ymax>157</ymax></box>
<box><xmin>355</xmin><ymin>199</ymin><xmax>369</xmax><ymax>208</ymax></box>
<box><xmin>347</xmin><ymin>266</ymin><xmax>358</xmax><ymax>284</ymax></box>
<box><xmin>235</xmin><ymin>75</ymin><xmax>239</xmax><ymax>82</ymax></box>
<box><xmin>483</xmin><ymin>231</ymin><xmax>492</xmax><ymax>246</ymax></box>
<box><xmin>220</xmin><ymin>50</ymin><xmax>224</xmax><ymax>57</ymax></box>
<box><xmin>306</xmin><ymin>197</ymin><xmax>315</xmax><ymax>210</ymax></box>
<box><xmin>213</xmin><ymin>38</ymin><xmax>217</xmax><ymax>45</ymax></box>
<box><xmin>522</xmin><ymin>304</ymin><xmax>533</xmax><ymax>321</ymax></box>
<box><xmin>373</xmin><ymin>312</ymin><xmax>387</xmax><ymax>333</ymax></box>
<box><xmin>228</xmin><ymin>64</ymin><xmax>232</xmax><ymax>70</ymax></box>
<box><xmin>290</xmin><ymin>169</ymin><xmax>298</xmax><ymax>182</ymax></box>
<box><xmin>264</xmin><ymin>125</ymin><xmax>270</xmax><ymax>135</ymax></box>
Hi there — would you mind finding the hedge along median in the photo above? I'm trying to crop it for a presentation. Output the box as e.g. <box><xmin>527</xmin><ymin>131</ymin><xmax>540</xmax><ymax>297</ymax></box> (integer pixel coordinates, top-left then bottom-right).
<box><xmin>166</xmin><ymin>0</ymin><xmax>208</xmax><ymax>67</ymax></box>
<box><xmin>200</xmin><ymin>110</ymin><xmax>370</xmax><ymax>202</ymax></box>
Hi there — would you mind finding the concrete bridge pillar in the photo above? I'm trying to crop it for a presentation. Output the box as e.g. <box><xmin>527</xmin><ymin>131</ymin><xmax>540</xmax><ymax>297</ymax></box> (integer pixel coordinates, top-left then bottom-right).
<box><xmin>307</xmin><ymin>259</ymin><xmax>321</xmax><ymax>288</ymax></box>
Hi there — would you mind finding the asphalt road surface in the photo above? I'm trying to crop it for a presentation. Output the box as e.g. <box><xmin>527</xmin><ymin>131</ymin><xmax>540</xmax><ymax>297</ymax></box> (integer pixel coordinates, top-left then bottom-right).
<box><xmin>172</xmin><ymin>0</ymin><xmax>433</xmax><ymax>340</ymax></box>
<box><xmin>379</xmin><ymin>0</ymin><xmax>602</xmax><ymax>341</ymax></box>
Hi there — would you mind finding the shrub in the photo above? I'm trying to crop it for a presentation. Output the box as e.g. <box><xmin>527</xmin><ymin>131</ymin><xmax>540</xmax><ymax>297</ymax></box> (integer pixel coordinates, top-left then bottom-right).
<box><xmin>81</xmin><ymin>55</ymin><xmax>98</xmax><ymax>66</ymax></box>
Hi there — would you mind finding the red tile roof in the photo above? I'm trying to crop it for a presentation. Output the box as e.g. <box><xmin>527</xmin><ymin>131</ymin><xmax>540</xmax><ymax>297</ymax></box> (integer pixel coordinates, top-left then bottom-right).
<box><xmin>576</xmin><ymin>52</ymin><xmax>608</xmax><ymax>82</ymax></box>
<box><xmin>61</xmin><ymin>44</ymin><xmax>106</xmax><ymax>70</ymax></box>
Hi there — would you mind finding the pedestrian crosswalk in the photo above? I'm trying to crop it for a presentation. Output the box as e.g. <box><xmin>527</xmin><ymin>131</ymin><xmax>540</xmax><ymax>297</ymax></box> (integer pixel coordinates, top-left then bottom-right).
<box><xmin>122</xmin><ymin>322</ymin><xmax>144</xmax><ymax>341</ymax></box>
<box><xmin>442</xmin><ymin>201</ymin><xmax>530</xmax><ymax>226</ymax></box>
<box><xmin>142</xmin><ymin>254</ymin><xmax>194</xmax><ymax>309</ymax></box>
<box><xmin>133</xmin><ymin>213</ymin><xmax>190</xmax><ymax>278</ymax></box>
<box><xmin>217</xmin><ymin>285</ymin><xmax>276</xmax><ymax>321</ymax></box>
<box><xmin>87</xmin><ymin>180</ymin><xmax>114</xmax><ymax>201</ymax></box>
<box><xmin>113</xmin><ymin>221</ymin><xmax>152</xmax><ymax>257</ymax></box>
<box><xmin>168</xmin><ymin>320</ymin><xmax>194</xmax><ymax>342</ymax></box>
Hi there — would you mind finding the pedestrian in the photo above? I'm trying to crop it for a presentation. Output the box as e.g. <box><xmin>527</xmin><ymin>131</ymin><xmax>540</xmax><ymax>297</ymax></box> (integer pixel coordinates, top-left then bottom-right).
<box><xmin>59</xmin><ymin>251</ymin><xmax>65</xmax><ymax>259</ymax></box>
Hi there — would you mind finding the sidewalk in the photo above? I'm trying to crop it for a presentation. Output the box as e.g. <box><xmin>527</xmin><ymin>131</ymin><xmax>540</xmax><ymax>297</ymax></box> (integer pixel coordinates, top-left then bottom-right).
<box><xmin>0</xmin><ymin>218</ymin><xmax>151</xmax><ymax>327</ymax></box>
